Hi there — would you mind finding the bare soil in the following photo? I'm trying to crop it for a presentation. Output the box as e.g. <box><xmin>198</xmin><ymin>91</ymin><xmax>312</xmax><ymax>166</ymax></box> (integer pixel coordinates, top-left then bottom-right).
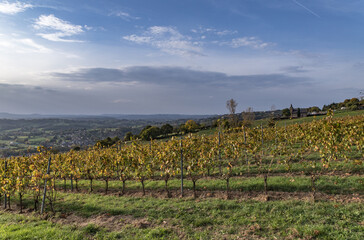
<box><xmin>53</xmin><ymin>213</ymin><xmax>154</xmax><ymax>232</ymax></box>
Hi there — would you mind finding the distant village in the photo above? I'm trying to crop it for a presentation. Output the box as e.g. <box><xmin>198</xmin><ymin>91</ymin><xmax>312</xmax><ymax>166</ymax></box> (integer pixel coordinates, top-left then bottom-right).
<box><xmin>282</xmin><ymin>97</ymin><xmax>363</xmax><ymax>119</ymax></box>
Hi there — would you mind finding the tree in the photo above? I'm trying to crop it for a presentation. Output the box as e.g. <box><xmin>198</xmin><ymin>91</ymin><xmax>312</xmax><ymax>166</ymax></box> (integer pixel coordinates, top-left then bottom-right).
<box><xmin>346</xmin><ymin>98</ymin><xmax>359</xmax><ymax>110</ymax></box>
<box><xmin>226</xmin><ymin>98</ymin><xmax>237</xmax><ymax>115</ymax></box>
<box><xmin>282</xmin><ymin>108</ymin><xmax>290</xmax><ymax>117</ymax></box>
<box><xmin>348</xmin><ymin>104</ymin><xmax>358</xmax><ymax>111</ymax></box>
<box><xmin>97</xmin><ymin>137</ymin><xmax>120</xmax><ymax>148</ymax></box>
<box><xmin>124</xmin><ymin>132</ymin><xmax>133</xmax><ymax>141</ymax></box>
<box><xmin>140</xmin><ymin>125</ymin><xmax>152</xmax><ymax>133</ymax></box>
<box><xmin>323</xmin><ymin>102</ymin><xmax>338</xmax><ymax>111</ymax></box>
<box><xmin>184</xmin><ymin>120</ymin><xmax>199</xmax><ymax>133</ymax></box>
<box><xmin>139</xmin><ymin>127</ymin><xmax>161</xmax><ymax>140</ymax></box>
<box><xmin>226</xmin><ymin>99</ymin><xmax>238</xmax><ymax>127</ymax></box>
<box><xmin>308</xmin><ymin>106</ymin><xmax>320</xmax><ymax>113</ymax></box>
<box><xmin>72</xmin><ymin>146</ymin><xmax>81</xmax><ymax>151</ymax></box>
<box><xmin>268</xmin><ymin>105</ymin><xmax>276</xmax><ymax>127</ymax></box>
<box><xmin>360</xmin><ymin>98</ymin><xmax>364</xmax><ymax>107</ymax></box>
<box><xmin>160</xmin><ymin>124</ymin><xmax>173</xmax><ymax>136</ymax></box>
<box><xmin>290</xmin><ymin>104</ymin><xmax>294</xmax><ymax>117</ymax></box>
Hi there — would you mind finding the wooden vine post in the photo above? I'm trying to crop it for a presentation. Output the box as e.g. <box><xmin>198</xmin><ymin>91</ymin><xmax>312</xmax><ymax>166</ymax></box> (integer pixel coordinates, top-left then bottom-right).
<box><xmin>41</xmin><ymin>157</ymin><xmax>52</xmax><ymax>214</ymax></box>
<box><xmin>3</xmin><ymin>159</ymin><xmax>7</xmax><ymax>209</ymax></box>
<box><xmin>261</xmin><ymin>123</ymin><xmax>264</xmax><ymax>145</ymax></box>
<box><xmin>218</xmin><ymin>131</ymin><xmax>222</xmax><ymax>175</ymax></box>
<box><xmin>180</xmin><ymin>138</ymin><xmax>184</xmax><ymax>197</ymax></box>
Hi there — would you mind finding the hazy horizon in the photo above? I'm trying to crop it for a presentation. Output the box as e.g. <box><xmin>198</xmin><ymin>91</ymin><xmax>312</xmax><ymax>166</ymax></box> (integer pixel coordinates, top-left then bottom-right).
<box><xmin>1</xmin><ymin>0</ymin><xmax>363</xmax><ymax>115</ymax></box>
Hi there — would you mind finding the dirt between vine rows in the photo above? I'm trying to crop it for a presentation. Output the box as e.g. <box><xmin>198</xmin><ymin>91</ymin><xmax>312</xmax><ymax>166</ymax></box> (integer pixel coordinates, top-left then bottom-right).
<box><xmin>49</xmin><ymin>213</ymin><xmax>266</xmax><ymax>240</ymax></box>
<box><xmin>54</xmin><ymin>213</ymin><xmax>157</xmax><ymax>232</ymax></box>
<box><xmin>49</xmin><ymin>213</ymin><xmax>264</xmax><ymax>239</ymax></box>
<box><xmin>1</xmin><ymin>207</ymin><xmax>264</xmax><ymax>239</ymax></box>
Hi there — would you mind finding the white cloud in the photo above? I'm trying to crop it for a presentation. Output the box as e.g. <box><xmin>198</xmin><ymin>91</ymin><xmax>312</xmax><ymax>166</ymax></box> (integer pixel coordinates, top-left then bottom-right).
<box><xmin>123</xmin><ymin>35</ymin><xmax>151</xmax><ymax>44</ymax></box>
<box><xmin>84</xmin><ymin>25</ymin><xmax>93</xmax><ymax>31</ymax></box>
<box><xmin>112</xmin><ymin>98</ymin><xmax>132</xmax><ymax>103</ymax></box>
<box><xmin>230</xmin><ymin>37</ymin><xmax>271</xmax><ymax>49</ymax></box>
<box><xmin>123</xmin><ymin>26</ymin><xmax>203</xmax><ymax>57</ymax></box>
<box><xmin>37</xmin><ymin>33</ymin><xmax>83</xmax><ymax>43</ymax></box>
<box><xmin>216</xmin><ymin>30</ymin><xmax>238</xmax><ymax>36</ymax></box>
<box><xmin>34</xmin><ymin>14</ymin><xmax>83</xmax><ymax>34</ymax></box>
<box><xmin>149</xmin><ymin>26</ymin><xmax>181</xmax><ymax>36</ymax></box>
<box><xmin>16</xmin><ymin>38</ymin><xmax>51</xmax><ymax>53</ymax></box>
<box><xmin>0</xmin><ymin>34</ymin><xmax>51</xmax><ymax>53</ymax></box>
<box><xmin>191</xmin><ymin>27</ymin><xmax>237</xmax><ymax>36</ymax></box>
<box><xmin>0</xmin><ymin>1</ymin><xmax>32</xmax><ymax>15</ymax></box>
<box><xmin>34</xmin><ymin>14</ymin><xmax>84</xmax><ymax>42</ymax></box>
<box><xmin>111</xmin><ymin>11</ymin><xmax>140</xmax><ymax>21</ymax></box>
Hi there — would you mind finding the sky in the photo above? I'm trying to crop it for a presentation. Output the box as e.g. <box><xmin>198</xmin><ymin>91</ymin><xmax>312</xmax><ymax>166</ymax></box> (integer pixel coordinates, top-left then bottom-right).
<box><xmin>0</xmin><ymin>0</ymin><xmax>363</xmax><ymax>115</ymax></box>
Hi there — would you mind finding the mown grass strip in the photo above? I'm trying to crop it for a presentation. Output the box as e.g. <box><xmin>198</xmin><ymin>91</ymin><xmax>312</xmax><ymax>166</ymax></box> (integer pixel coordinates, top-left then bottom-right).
<box><xmin>3</xmin><ymin>192</ymin><xmax>363</xmax><ymax>239</ymax></box>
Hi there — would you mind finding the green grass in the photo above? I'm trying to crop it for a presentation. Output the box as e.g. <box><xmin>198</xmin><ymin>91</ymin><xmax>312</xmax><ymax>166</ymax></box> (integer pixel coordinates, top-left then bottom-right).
<box><xmin>28</xmin><ymin>137</ymin><xmax>49</xmax><ymax>144</ymax></box>
<box><xmin>171</xmin><ymin>109</ymin><xmax>364</xmax><ymax>138</ymax></box>
<box><xmin>275</xmin><ymin>109</ymin><xmax>364</xmax><ymax>127</ymax></box>
<box><xmin>195</xmin><ymin>127</ymin><xmax>218</xmax><ymax>136</ymax></box>
<box><xmin>1</xmin><ymin>192</ymin><xmax>363</xmax><ymax>239</ymax></box>
<box><xmin>0</xmin><ymin>212</ymin><xmax>86</xmax><ymax>239</ymax></box>
<box><xmin>231</xmin><ymin>158</ymin><xmax>364</xmax><ymax>175</ymax></box>
<box><xmin>251</xmin><ymin>109</ymin><xmax>364</xmax><ymax>127</ymax></box>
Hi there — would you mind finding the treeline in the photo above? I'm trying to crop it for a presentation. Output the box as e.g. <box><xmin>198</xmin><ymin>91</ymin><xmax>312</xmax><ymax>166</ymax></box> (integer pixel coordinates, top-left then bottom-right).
<box><xmin>92</xmin><ymin>97</ymin><xmax>364</xmax><ymax>148</ymax></box>
<box><xmin>97</xmin><ymin>119</ymin><xmax>205</xmax><ymax>147</ymax></box>
<box><xmin>322</xmin><ymin>97</ymin><xmax>364</xmax><ymax>111</ymax></box>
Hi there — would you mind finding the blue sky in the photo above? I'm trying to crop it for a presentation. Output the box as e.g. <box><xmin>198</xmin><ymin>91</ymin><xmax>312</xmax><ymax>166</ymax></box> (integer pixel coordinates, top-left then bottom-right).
<box><xmin>0</xmin><ymin>0</ymin><xmax>363</xmax><ymax>115</ymax></box>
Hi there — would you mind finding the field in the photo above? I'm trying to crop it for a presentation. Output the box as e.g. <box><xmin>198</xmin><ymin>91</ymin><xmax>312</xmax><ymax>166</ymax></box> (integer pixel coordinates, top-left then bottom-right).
<box><xmin>0</xmin><ymin>176</ymin><xmax>363</xmax><ymax>239</ymax></box>
<box><xmin>0</xmin><ymin>112</ymin><xmax>363</xmax><ymax>239</ymax></box>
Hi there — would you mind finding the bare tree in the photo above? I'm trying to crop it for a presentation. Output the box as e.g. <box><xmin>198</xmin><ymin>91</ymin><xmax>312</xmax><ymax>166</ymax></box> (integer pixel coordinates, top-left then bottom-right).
<box><xmin>226</xmin><ymin>99</ymin><xmax>237</xmax><ymax>114</ymax></box>
<box><xmin>271</xmin><ymin>104</ymin><xmax>276</xmax><ymax>112</ymax></box>
<box><xmin>226</xmin><ymin>99</ymin><xmax>238</xmax><ymax>127</ymax></box>
<box><xmin>270</xmin><ymin>104</ymin><xmax>276</xmax><ymax>119</ymax></box>
<box><xmin>269</xmin><ymin>105</ymin><xmax>277</xmax><ymax>127</ymax></box>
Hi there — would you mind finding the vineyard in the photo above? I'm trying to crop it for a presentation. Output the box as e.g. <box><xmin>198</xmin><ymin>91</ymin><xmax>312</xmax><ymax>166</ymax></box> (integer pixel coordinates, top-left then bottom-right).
<box><xmin>0</xmin><ymin>113</ymin><xmax>363</xmax><ymax>239</ymax></box>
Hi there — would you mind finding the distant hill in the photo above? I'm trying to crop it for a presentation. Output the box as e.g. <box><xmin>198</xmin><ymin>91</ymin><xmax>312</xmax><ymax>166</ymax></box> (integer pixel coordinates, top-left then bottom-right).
<box><xmin>0</xmin><ymin>112</ymin><xmax>215</xmax><ymax>121</ymax></box>
<box><xmin>100</xmin><ymin>114</ymin><xmax>215</xmax><ymax>121</ymax></box>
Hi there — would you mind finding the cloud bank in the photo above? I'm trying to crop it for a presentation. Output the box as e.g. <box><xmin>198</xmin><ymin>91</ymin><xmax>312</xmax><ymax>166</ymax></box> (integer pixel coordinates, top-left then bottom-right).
<box><xmin>51</xmin><ymin>66</ymin><xmax>310</xmax><ymax>89</ymax></box>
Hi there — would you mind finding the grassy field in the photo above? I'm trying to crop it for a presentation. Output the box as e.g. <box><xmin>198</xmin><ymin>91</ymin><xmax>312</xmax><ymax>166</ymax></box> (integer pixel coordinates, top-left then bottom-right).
<box><xmin>195</xmin><ymin>110</ymin><xmax>364</xmax><ymax>134</ymax></box>
<box><xmin>279</xmin><ymin>110</ymin><xmax>363</xmax><ymax>125</ymax></box>
<box><xmin>0</xmin><ymin>191</ymin><xmax>363</xmax><ymax>239</ymax></box>
<box><xmin>262</xmin><ymin>109</ymin><xmax>364</xmax><ymax>127</ymax></box>
<box><xmin>0</xmin><ymin>174</ymin><xmax>363</xmax><ymax>239</ymax></box>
